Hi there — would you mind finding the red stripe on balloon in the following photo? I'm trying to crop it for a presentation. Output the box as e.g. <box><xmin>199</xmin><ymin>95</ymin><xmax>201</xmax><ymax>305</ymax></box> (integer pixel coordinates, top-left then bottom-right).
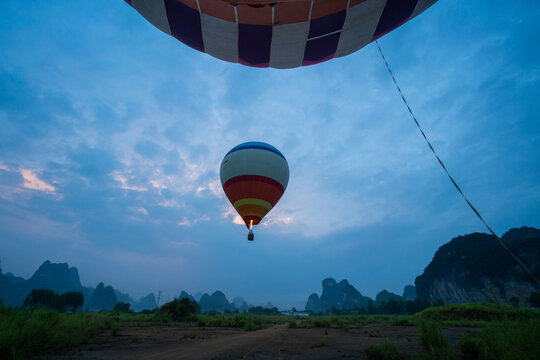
<box><xmin>242</xmin><ymin>215</ymin><xmax>262</xmax><ymax>228</ymax></box>
<box><xmin>224</xmin><ymin>180</ymin><xmax>284</xmax><ymax>207</ymax></box>
<box><xmin>223</xmin><ymin>175</ymin><xmax>284</xmax><ymax>192</ymax></box>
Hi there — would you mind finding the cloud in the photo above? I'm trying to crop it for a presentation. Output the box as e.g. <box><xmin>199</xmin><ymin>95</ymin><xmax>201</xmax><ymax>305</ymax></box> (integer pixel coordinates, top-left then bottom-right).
<box><xmin>19</xmin><ymin>169</ymin><xmax>55</xmax><ymax>193</ymax></box>
<box><xmin>195</xmin><ymin>179</ymin><xmax>222</xmax><ymax>198</ymax></box>
<box><xmin>112</xmin><ymin>171</ymin><xmax>147</xmax><ymax>192</ymax></box>
<box><xmin>178</xmin><ymin>217</ymin><xmax>191</xmax><ymax>227</ymax></box>
<box><xmin>222</xmin><ymin>207</ymin><xmax>245</xmax><ymax>225</ymax></box>
<box><xmin>178</xmin><ymin>215</ymin><xmax>210</xmax><ymax>227</ymax></box>
<box><xmin>131</xmin><ymin>207</ymin><xmax>148</xmax><ymax>215</ymax></box>
<box><xmin>168</xmin><ymin>240</ymin><xmax>197</xmax><ymax>248</ymax></box>
<box><xmin>158</xmin><ymin>199</ymin><xmax>183</xmax><ymax>208</ymax></box>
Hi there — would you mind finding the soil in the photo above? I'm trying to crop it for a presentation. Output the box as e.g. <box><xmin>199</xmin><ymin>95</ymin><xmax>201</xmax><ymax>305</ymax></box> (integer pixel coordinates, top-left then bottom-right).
<box><xmin>54</xmin><ymin>322</ymin><xmax>469</xmax><ymax>359</ymax></box>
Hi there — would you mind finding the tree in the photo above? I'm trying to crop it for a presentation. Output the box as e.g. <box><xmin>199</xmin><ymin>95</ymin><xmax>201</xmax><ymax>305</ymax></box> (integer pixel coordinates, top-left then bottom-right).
<box><xmin>406</xmin><ymin>298</ymin><xmax>431</xmax><ymax>315</ymax></box>
<box><xmin>158</xmin><ymin>297</ymin><xmax>199</xmax><ymax>321</ymax></box>
<box><xmin>114</xmin><ymin>302</ymin><xmax>131</xmax><ymax>312</ymax></box>
<box><xmin>23</xmin><ymin>288</ymin><xmax>64</xmax><ymax>311</ymax></box>
<box><xmin>381</xmin><ymin>299</ymin><xmax>404</xmax><ymax>314</ymax></box>
<box><xmin>509</xmin><ymin>296</ymin><xmax>520</xmax><ymax>308</ymax></box>
<box><xmin>367</xmin><ymin>299</ymin><xmax>377</xmax><ymax>314</ymax></box>
<box><xmin>529</xmin><ymin>292</ymin><xmax>540</xmax><ymax>308</ymax></box>
<box><xmin>64</xmin><ymin>292</ymin><xmax>84</xmax><ymax>311</ymax></box>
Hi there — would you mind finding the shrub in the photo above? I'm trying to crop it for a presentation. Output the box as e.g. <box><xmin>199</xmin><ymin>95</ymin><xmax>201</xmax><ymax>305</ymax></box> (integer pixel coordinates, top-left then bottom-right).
<box><xmin>458</xmin><ymin>333</ymin><xmax>488</xmax><ymax>360</ymax></box>
<box><xmin>417</xmin><ymin>321</ymin><xmax>456</xmax><ymax>360</ymax></box>
<box><xmin>364</xmin><ymin>341</ymin><xmax>400</xmax><ymax>360</ymax></box>
<box><xmin>288</xmin><ymin>320</ymin><xmax>296</xmax><ymax>328</ymax></box>
<box><xmin>509</xmin><ymin>296</ymin><xmax>520</xmax><ymax>308</ymax></box>
<box><xmin>156</xmin><ymin>298</ymin><xmax>198</xmax><ymax>322</ymax></box>
<box><xmin>244</xmin><ymin>319</ymin><xmax>261</xmax><ymax>331</ymax></box>
<box><xmin>110</xmin><ymin>323</ymin><xmax>121</xmax><ymax>336</ymax></box>
<box><xmin>114</xmin><ymin>302</ymin><xmax>131</xmax><ymax>313</ymax></box>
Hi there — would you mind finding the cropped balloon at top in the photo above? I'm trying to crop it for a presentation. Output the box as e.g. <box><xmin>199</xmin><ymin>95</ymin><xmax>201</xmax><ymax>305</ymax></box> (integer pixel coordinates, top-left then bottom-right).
<box><xmin>124</xmin><ymin>0</ymin><xmax>438</xmax><ymax>69</ymax></box>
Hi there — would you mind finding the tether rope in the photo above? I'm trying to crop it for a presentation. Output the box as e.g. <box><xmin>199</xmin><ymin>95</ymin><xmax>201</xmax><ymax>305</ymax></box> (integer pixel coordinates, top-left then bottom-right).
<box><xmin>375</xmin><ymin>40</ymin><xmax>540</xmax><ymax>285</ymax></box>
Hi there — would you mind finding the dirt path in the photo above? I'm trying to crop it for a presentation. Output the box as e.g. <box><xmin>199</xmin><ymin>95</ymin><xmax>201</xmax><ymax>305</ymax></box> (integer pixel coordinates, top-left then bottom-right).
<box><xmin>138</xmin><ymin>324</ymin><xmax>286</xmax><ymax>360</ymax></box>
<box><xmin>56</xmin><ymin>323</ymin><xmax>469</xmax><ymax>360</ymax></box>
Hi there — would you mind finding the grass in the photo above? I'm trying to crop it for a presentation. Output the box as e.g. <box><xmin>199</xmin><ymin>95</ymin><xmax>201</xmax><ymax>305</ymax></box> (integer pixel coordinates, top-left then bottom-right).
<box><xmin>413</xmin><ymin>304</ymin><xmax>540</xmax><ymax>360</ymax></box>
<box><xmin>364</xmin><ymin>341</ymin><xmax>401</xmax><ymax>360</ymax></box>
<box><xmin>309</xmin><ymin>340</ymin><xmax>325</xmax><ymax>349</ymax></box>
<box><xmin>295</xmin><ymin>314</ymin><xmax>396</xmax><ymax>329</ymax></box>
<box><xmin>412</xmin><ymin>303</ymin><xmax>540</xmax><ymax>326</ymax></box>
<box><xmin>417</xmin><ymin>320</ymin><xmax>457</xmax><ymax>360</ymax></box>
<box><xmin>190</xmin><ymin>313</ymin><xmax>288</xmax><ymax>329</ymax></box>
<box><xmin>0</xmin><ymin>306</ymin><xmax>116</xmax><ymax>359</ymax></box>
<box><xmin>457</xmin><ymin>319</ymin><xmax>540</xmax><ymax>360</ymax></box>
<box><xmin>1</xmin><ymin>302</ymin><xmax>539</xmax><ymax>359</ymax></box>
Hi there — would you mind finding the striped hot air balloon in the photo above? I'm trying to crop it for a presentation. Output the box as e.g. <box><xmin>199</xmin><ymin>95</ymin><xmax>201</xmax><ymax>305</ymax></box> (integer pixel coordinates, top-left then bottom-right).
<box><xmin>123</xmin><ymin>0</ymin><xmax>438</xmax><ymax>69</ymax></box>
<box><xmin>220</xmin><ymin>142</ymin><xmax>289</xmax><ymax>235</ymax></box>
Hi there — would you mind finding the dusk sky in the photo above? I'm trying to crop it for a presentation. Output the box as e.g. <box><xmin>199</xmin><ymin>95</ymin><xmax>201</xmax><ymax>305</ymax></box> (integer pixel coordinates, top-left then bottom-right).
<box><xmin>1</xmin><ymin>1</ymin><xmax>539</xmax><ymax>309</ymax></box>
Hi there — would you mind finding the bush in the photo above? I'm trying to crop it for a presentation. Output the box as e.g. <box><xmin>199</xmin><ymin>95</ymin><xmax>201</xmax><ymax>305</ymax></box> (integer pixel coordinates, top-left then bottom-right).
<box><xmin>110</xmin><ymin>322</ymin><xmax>121</xmax><ymax>336</ymax></box>
<box><xmin>114</xmin><ymin>302</ymin><xmax>131</xmax><ymax>313</ymax></box>
<box><xmin>417</xmin><ymin>321</ymin><xmax>456</xmax><ymax>360</ymax></box>
<box><xmin>288</xmin><ymin>320</ymin><xmax>296</xmax><ymax>328</ymax></box>
<box><xmin>364</xmin><ymin>341</ymin><xmax>401</xmax><ymax>360</ymax></box>
<box><xmin>458</xmin><ymin>333</ymin><xmax>488</xmax><ymax>360</ymax></box>
<box><xmin>244</xmin><ymin>319</ymin><xmax>262</xmax><ymax>331</ymax></box>
<box><xmin>156</xmin><ymin>298</ymin><xmax>198</xmax><ymax>322</ymax></box>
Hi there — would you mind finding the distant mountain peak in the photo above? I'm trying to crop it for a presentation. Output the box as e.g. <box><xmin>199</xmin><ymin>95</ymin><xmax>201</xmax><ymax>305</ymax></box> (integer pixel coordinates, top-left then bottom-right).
<box><xmin>28</xmin><ymin>260</ymin><xmax>83</xmax><ymax>294</ymax></box>
<box><xmin>306</xmin><ymin>278</ymin><xmax>372</xmax><ymax>312</ymax></box>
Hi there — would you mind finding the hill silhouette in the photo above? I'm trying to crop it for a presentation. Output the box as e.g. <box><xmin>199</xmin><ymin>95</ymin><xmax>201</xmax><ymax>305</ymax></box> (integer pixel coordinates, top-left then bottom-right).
<box><xmin>415</xmin><ymin>226</ymin><xmax>540</xmax><ymax>304</ymax></box>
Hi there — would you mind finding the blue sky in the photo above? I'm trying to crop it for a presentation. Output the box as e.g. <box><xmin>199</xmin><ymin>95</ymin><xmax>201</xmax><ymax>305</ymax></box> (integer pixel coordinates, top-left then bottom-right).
<box><xmin>0</xmin><ymin>0</ymin><xmax>539</xmax><ymax>309</ymax></box>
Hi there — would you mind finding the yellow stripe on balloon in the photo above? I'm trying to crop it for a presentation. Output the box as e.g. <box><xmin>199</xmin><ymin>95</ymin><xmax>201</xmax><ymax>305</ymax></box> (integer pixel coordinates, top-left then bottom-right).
<box><xmin>233</xmin><ymin>198</ymin><xmax>272</xmax><ymax>211</ymax></box>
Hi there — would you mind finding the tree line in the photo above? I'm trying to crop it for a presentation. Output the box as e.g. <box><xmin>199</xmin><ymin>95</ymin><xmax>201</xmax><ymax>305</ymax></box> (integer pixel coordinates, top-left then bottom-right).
<box><xmin>23</xmin><ymin>288</ymin><xmax>84</xmax><ymax>312</ymax></box>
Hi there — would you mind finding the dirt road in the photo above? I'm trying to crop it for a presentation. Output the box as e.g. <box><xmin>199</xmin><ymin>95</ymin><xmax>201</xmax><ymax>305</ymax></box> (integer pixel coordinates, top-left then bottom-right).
<box><xmin>56</xmin><ymin>322</ymin><xmax>468</xmax><ymax>359</ymax></box>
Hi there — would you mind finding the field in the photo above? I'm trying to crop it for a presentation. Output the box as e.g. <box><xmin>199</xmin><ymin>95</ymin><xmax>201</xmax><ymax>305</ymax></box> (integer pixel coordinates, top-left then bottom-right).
<box><xmin>1</xmin><ymin>303</ymin><xmax>539</xmax><ymax>359</ymax></box>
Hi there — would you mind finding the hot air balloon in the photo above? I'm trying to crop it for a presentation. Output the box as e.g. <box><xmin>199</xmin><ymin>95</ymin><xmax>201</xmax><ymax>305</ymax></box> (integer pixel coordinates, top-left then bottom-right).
<box><xmin>220</xmin><ymin>142</ymin><xmax>289</xmax><ymax>241</ymax></box>
<box><xmin>124</xmin><ymin>0</ymin><xmax>437</xmax><ymax>69</ymax></box>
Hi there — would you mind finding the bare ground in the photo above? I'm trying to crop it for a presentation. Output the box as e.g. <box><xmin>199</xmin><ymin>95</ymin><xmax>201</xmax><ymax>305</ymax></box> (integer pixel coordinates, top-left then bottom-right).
<box><xmin>54</xmin><ymin>323</ymin><xmax>469</xmax><ymax>360</ymax></box>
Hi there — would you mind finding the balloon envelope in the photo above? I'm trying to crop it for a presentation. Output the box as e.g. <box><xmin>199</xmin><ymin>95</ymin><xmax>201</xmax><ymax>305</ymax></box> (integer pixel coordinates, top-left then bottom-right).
<box><xmin>220</xmin><ymin>142</ymin><xmax>289</xmax><ymax>228</ymax></box>
<box><xmin>124</xmin><ymin>0</ymin><xmax>438</xmax><ymax>69</ymax></box>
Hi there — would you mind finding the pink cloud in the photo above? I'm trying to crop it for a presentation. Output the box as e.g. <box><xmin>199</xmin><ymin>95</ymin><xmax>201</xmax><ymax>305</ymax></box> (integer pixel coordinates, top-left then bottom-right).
<box><xmin>19</xmin><ymin>169</ymin><xmax>55</xmax><ymax>193</ymax></box>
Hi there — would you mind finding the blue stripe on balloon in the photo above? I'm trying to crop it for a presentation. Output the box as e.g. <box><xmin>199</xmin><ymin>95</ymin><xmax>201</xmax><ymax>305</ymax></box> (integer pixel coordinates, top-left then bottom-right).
<box><xmin>165</xmin><ymin>0</ymin><xmax>204</xmax><ymax>52</ymax></box>
<box><xmin>226</xmin><ymin>142</ymin><xmax>286</xmax><ymax>160</ymax></box>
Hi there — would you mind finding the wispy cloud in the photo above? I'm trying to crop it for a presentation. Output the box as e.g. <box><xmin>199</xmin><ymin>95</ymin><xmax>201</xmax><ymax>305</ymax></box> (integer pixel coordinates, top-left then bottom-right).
<box><xmin>131</xmin><ymin>207</ymin><xmax>148</xmax><ymax>215</ymax></box>
<box><xmin>19</xmin><ymin>169</ymin><xmax>55</xmax><ymax>193</ymax></box>
<box><xmin>112</xmin><ymin>171</ymin><xmax>147</xmax><ymax>192</ymax></box>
